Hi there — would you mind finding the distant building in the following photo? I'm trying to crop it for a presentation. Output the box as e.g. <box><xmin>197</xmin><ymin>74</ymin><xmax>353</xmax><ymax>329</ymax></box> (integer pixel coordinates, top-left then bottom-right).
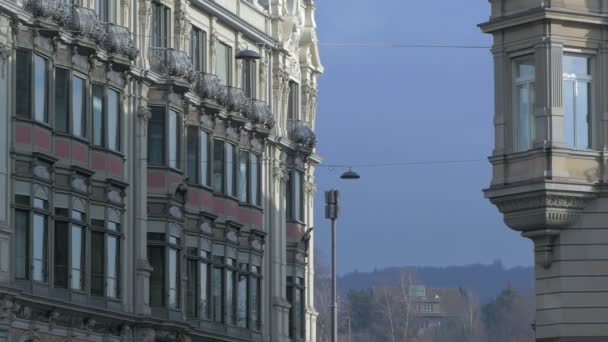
<box><xmin>481</xmin><ymin>1</ymin><xmax>608</xmax><ymax>340</ymax></box>
<box><xmin>0</xmin><ymin>0</ymin><xmax>323</xmax><ymax>341</ymax></box>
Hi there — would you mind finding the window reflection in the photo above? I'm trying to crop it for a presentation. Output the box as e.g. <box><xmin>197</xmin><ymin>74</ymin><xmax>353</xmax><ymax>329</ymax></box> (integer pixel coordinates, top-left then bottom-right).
<box><xmin>34</xmin><ymin>55</ymin><xmax>47</xmax><ymax>123</ymax></box>
<box><xmin>72</xmin><ymin>76</ymin><xmax>85</xmax><ymax>138</ymax></box>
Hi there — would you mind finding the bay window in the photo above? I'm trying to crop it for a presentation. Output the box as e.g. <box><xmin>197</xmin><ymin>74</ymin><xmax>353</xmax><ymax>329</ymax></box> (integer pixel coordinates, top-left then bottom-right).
<box><xmin>251</xmin><ymin>154</ymin><xmax>261</xmax><ymax>206</ymax></box>
<box><xmin>55</xmin><ymin>68</ymin><xmax>70</xmax><ymax>132</ymax></box>
<box><xmin>34</xmin><ymin>55</ymin><xmax>48</xmax><ymax>123</ymax></box>
<box><xmin>148</xmin><ymin>107</ymin><xmax>181</xmax><ymax>169</ymax></box>
<box><xmin>238</xmin><ymin>151</ymin><xmax>249</xmax><ymax>202</ymax></box>
<box><xmin>107</xmin><ymin>89</ymin><xmax>120</xmax><ymax>151</ymax></box>
<box><xmin>168</xmin><ymin>110</ymin><xmax>179</xmax><ymax>169</ymax></box>
<box><xmin>563</xmin><ymin>54</ymin><xmax>591</xmax><ymax>149</ymax></box>
<box><xmin>226</xmin><ymin>143</ymin><xmax>236</xmax><ymax>197</ymax></box>
<box><xmin>15</xmin><ymin>51</ymin><xmax>48</xmax><ymax>122</ymax></box>
<box><xmin>514</xmin><ymin>59</ymin><xmax>535</xmax><ymax>152</ymax></box>
<box><xmin>187</xmin><ymin>128</ymin><xmax>210</xmax><ymax>186</ymax></box>
<box><xmin>90</xmin><ymin>207</ymin><xmax>121</xmax><ymax>298</ymax></box>
<box><xmin>200</xmin><ymin>130</ymin><xmax>209</xmax><ymax>186</ymax></box>
<box><xmin>148</xmin><ymin>227</ymin><xmax>181</xmax><ymax>310</ymax></box>
<box><xmin>92</xmin><ymin>86</ymin><xmax>121</xmax><ymax>151</ymax></box>
<box><xmin>187</xmin><ymin>127</ymin><xmax>198</xmax><ymax>182</ymax></box>
<box><xmin>15</xmin><ymin>50</ymin><xmax>32</xmax><ymax>118</ymax></box>
<box><xmin>92</xmin><ymin>85</ymin><xmax>104</xmax><ymax>145</ymax></box>
<box><xmin>186</xmin><ymin>236</ymin><xmax>211</xmax><ymax>319</ymax></box>
<box><xmin>216</xmin><ymin>42</ymin><xmax>232</xmax><ymax>85</ymax></box>
<box><xmin>71</xmin><ymin>75</ymin><xmax>86</xmax><ymax>138</ymax></box>
<box><xmin>213</xmin><ymin>139</ymin><xmax>225</xmax><ymax>193</ymax></box>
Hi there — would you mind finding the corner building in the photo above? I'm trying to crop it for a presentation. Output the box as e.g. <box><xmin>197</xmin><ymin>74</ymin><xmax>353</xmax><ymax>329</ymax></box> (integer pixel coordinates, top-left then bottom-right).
<box><xmin>0</xmin><ymin>0</ymin><xmax>323</xmax><ymax>340</ymax></box>
<box><xmin>482</xmin><ymin>1</ymin><xmax>608</xmax><ymax>341</ymax></box>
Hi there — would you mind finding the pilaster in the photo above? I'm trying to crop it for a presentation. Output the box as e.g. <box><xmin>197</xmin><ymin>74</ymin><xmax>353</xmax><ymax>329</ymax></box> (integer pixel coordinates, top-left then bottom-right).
<box><xmin>534</xmin><ymin>36</ymin><xmax>564</xmax><ymax>148</ymax></box>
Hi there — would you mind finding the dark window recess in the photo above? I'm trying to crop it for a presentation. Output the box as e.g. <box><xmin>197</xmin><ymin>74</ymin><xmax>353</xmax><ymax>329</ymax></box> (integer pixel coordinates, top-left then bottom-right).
<box><xmin>15</xmin><ymin>50</ymin><xmax>32</xmax><ymax>118</ymax></box>
<box><xmin>54</xmin><ymin>222</ymin><xmax>69</xmax><ymax>288</ymax></box>
<box><xmin>55</xmin><ymin>68</ymin><xmax>70</xmax><ymax>132</ymax></box>
<box><xmin>148</xmin><ymin>107</ymin><xmax>166</xmax><ymax>165</ymax></box>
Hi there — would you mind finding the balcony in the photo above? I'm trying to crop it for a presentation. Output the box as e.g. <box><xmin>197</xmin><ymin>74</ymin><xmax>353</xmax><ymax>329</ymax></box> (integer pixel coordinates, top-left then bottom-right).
<box><xmin>195</xmin><ymin>72</ymin><xmax>227</xmax><ymax>103</ymax></box>
<box><xmin>149</xmin><ymin>47</ymin><xmax>196</xmax><ymax>82</ymax></box>
<box><xmin>24</xmin><ymin>0</ymin><xmax>72</xmax><ymax>26</ymax></box>
<box><xmin>249</xmin><ymin>100</ymin><xmax>275</xmax><ymax>129</ymax></box>
<box><xmin>102</xmin><ymin>23</ymin><xmax>138</xmax><ymax>60</ymax></box>
<box><xmin>71</xmin><ymin>5</ymin><xmax>105</xmax><ymax>43</ymax></box>
<box><xmin>289</xmin><ymin>120</ymin><xmax>317</xmax><ymax>149</ymax></box>
<box><xmin>223</xmin><ymin>86</ymin><xmax>252</xmax><ymax>115</ymax></box>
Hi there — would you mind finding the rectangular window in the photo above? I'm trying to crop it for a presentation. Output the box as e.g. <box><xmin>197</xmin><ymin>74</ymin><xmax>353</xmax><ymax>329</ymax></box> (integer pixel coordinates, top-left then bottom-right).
<box><xmin>15</xmin><ymin>210</ymin><xmax>29</xmax><ymax>280</ymax></box>
<box><xmin>226</xmin><ymin>143</ymin><xmax>235</xmax><ymax>196</ymax></box>
<box><xmin>149</xmin><ymin>246</ymin><xmax>165</xmax><ymax>306</ymax></box>
<box><xmin>200</xmin><ymin>130</ymin><xmax>209</xmax><ymax>186</ymax></box>
<box><xmin>168</xmin><ymin>247</ymin><xmax>179</xmax><ymax>308</ymax></box>
<box><xmin>200</xmin><ymin>261</ymin><xmax>210</xmax><ymax>319</ymax></box>
<box><xmin>168</xmin><ymin>110</ymin><xmax>179</xmax><ymax>169</ymax></box>
<box><xmin>514</xmin><ymin>59</ymin><xmax>535</xmax><ymax>152</ymax></box>
<box><xmin>213</xmin><ymin>140</ymin><xmax>225</xmax><ymax>193</ymax></box>
<box><xmin>563</xmin><ymin>54</ymin><xmax>591</xmax><ymax>149</ymax></box>
<box><xmin>54</xmin><ymin>222</ymin><xmax>69</xmax><ymax>288</ymax></box>
<box><xmin>148</xmin><ymin>107</ymin><xmax>165</xmax><ymax>165</ymax></box>
<box><xmin>107</xmin><ymin>89</ymin><xmax>120</xmax><ymax>151</ymax></box>
<box><xmin>32</xmin><ymin>213</ymin><xmax>47</xmax><ymax>282</ymax></box>
<box><xmin>242</xmin><ymin>60</ymin><xmax>256</xmax><ymax>98</ymax></box>
<box><xmin>96</xmin><ymin>0</ymin><xmax>111</xmax><ymax>22</ymax></box>
<box><xmin>186</xmin><ymin>259</ymin><xmax>197</xmax><ymax>317</ymax></box>
<box><xmin>288</xmin><ymin>81</ymin><xmax>299</xmax><ymax>121</ymax></box>
<box><xmin>34</xmin><ymin>55</ymin><xmax>48</xmax><ymax>123</ymax></box>
<box><xmin>55</xmin><ymin>68</ymin><xmax>70</xmax><ymax>132</ymax></box>
<box><xmin>91</xmin><ymin>231</ymin><xmax>105</xmax><ymax>296</ymax></box>
<box><xmin>151</xmin><ymin>2</ymin><xmax>171</xmax><ymax>48</ymax></box>
<box><xmin>106</xmin><ymin>235</ymin><xmax>119</xmax><ymax>298</ymax></box>
<box><xmin>212</xmin><ymin>266</ymin><xmax>224</xmax><ymax>322</ymax></box>
<box><xmin>216</xmin><ymin>43</ymin><xmax>232</xmax><ymax>85</ymax></box>
<box><xmin>186</xmin><ymin>127</ymin><xmax>198</xmax><ymax>182</ymax></box>
<box><xmin>251</xmin><ymin>154</ymin><xmax>260</xmax><ymax>206</ymax></box>
<box><xmin>290</xmin><ymin>171</ymin><xmax>304</xmax><ymax>221</ymax></box>
<box><xmin>190</xmin><ymin>26</ymin><xmax>206</xmax><ymax>72</ymax></box>
<box><xmin>15</xmin><ymin>50</ymin><xmax>32</xmax><ymax>118</ymax></box>
<box><xmin>71</xmin><ymin>75</ymin><xmax>86</xmax><ymax>138</ymax></box>
<box><xmin>237</xmin><ymin>273</ymin><xmax>248</xmax><ymax>328</ymax></box>
<box><xmin>238</xmin><ymin>151</ymin><xmax>249</xmax><ymax>202</ymax></box>
<box><xmin>70</xmin><ymin>225</ymin><xmax>84</xmax><ymax>290</ymax></box>
<box><xmin>92</xmin><ymin>84</ymin><xmax>104</xmax><ymax>146</ymax></box>
<box><xmin>226</xmin><ymin>269</ymin><xmax>235</xmax><ymax>325</ymax></box>
<box><xmin>251</xmin><ymin>276</ymin><xmax>260</xmax><ymax>330</ymax></box>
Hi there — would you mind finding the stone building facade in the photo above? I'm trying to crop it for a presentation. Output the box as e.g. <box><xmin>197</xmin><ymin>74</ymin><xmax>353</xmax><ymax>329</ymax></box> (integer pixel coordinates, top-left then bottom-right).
<box><xmin>482</xmin><ymin>1</ymin><xmax>608</xmax><ymax>341</ymax></box>
<box><xmin>0</xmin><ymin>0</ymin><xmax>323</xmax><ymax>341</ymax></box>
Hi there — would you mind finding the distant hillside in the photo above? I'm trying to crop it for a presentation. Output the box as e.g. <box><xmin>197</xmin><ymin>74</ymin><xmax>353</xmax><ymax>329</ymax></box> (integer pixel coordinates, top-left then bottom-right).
<box><xmin>338</xmin><ymin>261</ymin><xmax>533</xmax><ymax>304</ymax></box>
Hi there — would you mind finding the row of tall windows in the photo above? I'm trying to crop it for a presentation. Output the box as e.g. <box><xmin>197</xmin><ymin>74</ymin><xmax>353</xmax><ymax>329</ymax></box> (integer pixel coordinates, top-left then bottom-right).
<box><xmin>515</xmin><ymin>53</ymin><xmax>591</xmax><ymax>151</ymax></box>
<box><xmin>15</xmin><ymin>50</ymin><xmax>122</xmax><ymax>152</ymax></box>
<box><xmin>14</xmin><ymin>183</ymin><xmax>121</xmax><ymax>298</ymax></box>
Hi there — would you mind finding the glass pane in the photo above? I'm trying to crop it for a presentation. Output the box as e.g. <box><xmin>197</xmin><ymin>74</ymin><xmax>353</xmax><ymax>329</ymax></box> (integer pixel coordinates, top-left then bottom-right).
<box><xmin>168</xmin><ymin>110</ymin><xmax>178</xmax><ymax>169</ymax></box>
<box><xmin>226</xmin><ymin>144</ymin><xmax>234</xmax><ymax>196</ymax></box>
<box><xmin>186</xmin><ymin>127</ymin><xmax>197</xmax><ymax>181</ymax></box>
<box><xmin>92</xmin><ymin>84</ymin><xmax>104</xmax><ymax>146</ymax></box>
<box><xmin>517</xmin><ymin>60</ymin><xmax>535</xmax><ymax>79</ymax></box>
<box><xmin>294</xmin><ymin>171</ymin><xmax>302</xmax><ymax>221</ymax></box>
<box><xmin>238</xmin><ymin>151</ymin><xmax>248</xmax><ymax>202</ymax></box>
<box><xmin>168</xmin><ymin>248</ymin><xmax>178</xmax><ymax>308</ymax></box>
<box><xmin>72</xmin><ymin>76</ymin><xmax>85</xmax><ymax>138</ymax></box>
<box><xmin>71</xmin><ymin>225</ymin><xmax>84</xmax><ymax>290</ymax></box>
<box><xmin>213</xmin><ymin>140</ymin><xmax>224</xmax><ymax>193</ymax></box>
<box><xmin>564</xmin><ymin>55</ymin><xmax>589</xmax><ymax>76</ymax></box>
<box><xmin>200</xmin><ymin>262</ymin><xmax>209</xmax><ymax>319</ymax></box>
<box><xmin>54</xmin><ymin>222</ymin><xmax>69</xmax><ymax>288</ymax></box>
<box><xmin>563</xmin><ymin>80</ymin><xmax>575</xmax><ymax>147</ymax></box>
<box><xmin>213</xmin><ymin>267</ymin><xmax>223</xmax><ymax>322</ymax></box>
<box><xmin>226</xmin><ymin>270</ymin><xmax>234</xmax><ymax>324</ymax></box>
<box><xmin>32</xmin><ymin>214</ymin><xmax>47</xmax><ymax>282</ymax></box>
<box><xmin>251</xmin><ymin>155</ymin><xmax>259</xmax><ymax>206</ymax></box>
<box><xmin>149</xmin><ymin>246</ymin><xmax>165</xmax><ymax>306</ymax></box>
<box><xmin>516</xmin><ymin>84</ymin><xmax>530</xmax><ymax>151</ymax></box>
<box><xmin>34</xmin><ymin>55</ymin><xmax>47</xmax><ymax>123</ymax></box>
<box><xmin>287</xmin><ymin>286</ymin><xmax>294</xmax><ymax>338</ymax></box>
<box><xmin>217</xmin><ymin>43</ymin><xmax>228</xmax><ymax>85</ymax></box>
<box><xmin>148</xmin><ymin>107</ymin><xmax>165</xmax><ymax>165</ymax></box>
<box><xmin>108</xmin><ymin>89</ymin><xmax>120</xmax><ymax>151</ymax></box>
<box><xmin>55</xmin><ymin>68</ymin><xmax>70</xmax><ymax>132</ymax></box>
<box><xmin>91</xmin><ymin>231</ymin><xmax>105</xmax><ymax>296</ymax></box>
<box><xmin>186</xmin><ymin>259</ymin><xmax>197</xmax><ymax>317</ymax></box>
<box><xmin>576</xmin><ymin>81</ymin><xmax>590</xmax><ymax>149</ymax></box>
<box><xmin>15</xmin><ymin>210</ymin><xmax>29</xmax><ymax>280</ymax></box>
<box><xmin>237</xmin><ymin>274</ymin><xmax>248</xmax><ymax>328</ymax></box>
<box><xmin>107</xmin><ymin>235</ymin><xmax>118</xmax><ymax>298</ymax></box>
<box><xmin>251</xmin><ymin>277</ymin><xmax>260</xmax><ymax>330</ymax></box>
<box><xmin>16</xmin><ymin>50</ymin><xmax>31</xmax><ymax>117</ymax></box>
<box><xmin>200</xmin><ymin>131</ymin><xmax>209</xmax><ymax>185</ymax></box>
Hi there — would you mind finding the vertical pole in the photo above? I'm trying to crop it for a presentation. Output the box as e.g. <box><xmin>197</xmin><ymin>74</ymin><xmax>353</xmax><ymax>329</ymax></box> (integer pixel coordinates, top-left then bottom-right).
<box><xmin>331</xmin><ymin>217</ymin><xmax>337</xmax><ymax>342</ymax></box>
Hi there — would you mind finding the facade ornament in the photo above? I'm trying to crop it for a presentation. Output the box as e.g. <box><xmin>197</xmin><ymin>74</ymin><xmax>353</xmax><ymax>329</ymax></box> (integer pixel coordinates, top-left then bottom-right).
<box><xmin>82</xmin><ymin>317</ymin><xmax>96</xmax><ymax>335</ymax></box>
<box><xmin>138</xmin><ymin>106</ymin><xmax>152</xmax><ymax>137</ymax></box>
<box><xmin>135</xmin><ymin>327</ymin><xmax>155</xmax><ymax>342</ymax></box>
<box><xmin>0</xmin><ymin>295</ymin><xmax>15</xmax><ymax>323</ymax></box>
<box><xmin>0</xmin><ymin>42</ymin><xmax>9</xmax><ymax>79</ymax></box>
<box><xmin>47</xmin><ymin>309</ymin><xmax>60</xmax><ymax>330</ymax></box>
<box><xmin>120</xmin><ymin>324</ymin><xmax>132</xmax><ymax>341</ymax></box>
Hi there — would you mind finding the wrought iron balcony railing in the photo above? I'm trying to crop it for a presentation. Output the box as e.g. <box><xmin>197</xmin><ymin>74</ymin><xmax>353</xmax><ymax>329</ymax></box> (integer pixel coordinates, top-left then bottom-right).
<box><xmin>149</xmin><ymin>47</ymin><xmax>196</xmax><ymax>82</ymax></box>
<box><xmin>223</xmin><ymin>86</ymin><xmax>252</xmax><ymax>115</ymax></box>
<box><xmin>196</xmin><ymin>72</ymin><xmax>227</xmax><ymax>103</ymax></box>
<box><xmin>24</xmin><ymin>0</ymin><xmax>72</xmax><ymax>26</ymax></box>
<box><xmin>103</xmin><ymin>23</ymin><xmax>139</xmax><ymax>60</ymax></box>
<box><xmin>289</xmin><ymin>120</ymin><xmax>317</xmax><ymax>148</ymax></box>
<box><xmin>249</xmin><ymin>100</ymin><xmax>275</xmax><ymax>129</ymax></box>
<box><xmin>71</xmin><ymin>5</ymin><xmax>105</xmax><ymax>43</ymax></box>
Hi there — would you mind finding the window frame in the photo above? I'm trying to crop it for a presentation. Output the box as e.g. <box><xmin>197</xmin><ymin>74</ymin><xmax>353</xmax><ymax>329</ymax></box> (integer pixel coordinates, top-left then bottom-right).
<box><xmin>151</xmin><ymin>1</ymin><xmax>171</xmax><ymax>48</ymax></box>
<box><xmin>148</xmin><ymin>106</ymin><xmax>182</xmax><ymax>170</ymax></box>
<box><xmin>513</xmin><ymin>57</ymin><xmax>536</xmax><ymax>152</ymax></box>
<box><xmin>562</xmin><ymin>53</ymin><xmax>593</xmax><ymax>150</ymax></box>
<box><xmin>147</xmin><ymin>227</ymin><xmax>182</xmax><ymax>310</ymax></box>
<box><xmin>92</xmin><ymin>84</ymin><xmax>122</xmax><ymax>152</ymax></box>
<box><xmin>216</xmin><ymin>42</ymin><xmax>233</xmax><ymax>86</ymax></box>
<box><xmin>242</xmin><ymin>59</ymin><xmax>257</xmax><ymax>99</ymax></box>
<box><xmin>190</xmin><ymin>25</ymin><xmax>207</xmax><ymax>72</ymax></box>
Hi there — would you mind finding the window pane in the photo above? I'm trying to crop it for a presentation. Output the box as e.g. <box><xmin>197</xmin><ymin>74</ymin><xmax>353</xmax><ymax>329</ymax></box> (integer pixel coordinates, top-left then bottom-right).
<box><xmin>213</xmin><ymin>266</ymin><xmax>223</xmax><ymax>322</ymax></box>
<box><xmin>200</xmin><ymin>131</ymin><xmax>209</xmax><ymax>186</ymax></box>
<box><xmin>168</xmin><ymin>110</ymin><xmax>179</xmax><ymax>169</ymax></box>
<box><xmin>517</xmin><ymin>60</ymin><xmax>535</xmax><ymax>79</ymax></box>
<box><xmin>54</xmin><ymin>222</ymin><xmax>69</xmax><ymax>288</ymax></box>
<box><xmin>251</xmin><ymin>277</ymin><xmax>260</xmax><ymax>330</ymax></box>
<box><xmin>16</xmin><ymin>50</ymin><xmax>31</xmax><ymax>118</ymax></box>
<box><xmin>91</xmin><ymin>231</ymin><xmax>105</xmax><ymax>296</ymax></box>
<box><xmin>516</xmin><ymin>84</ymin><xmax>531</xmax><ymax>151</ymax></box>
<box><xmin>564</xmin><ymin>80</ymin><xmax>575</xmax><ymax>147</ymax></box>
<box><xmin>576</xmin><ymin>82</ymin><xmax>590</xmax><ymax>149</ymax></box>
<box><xmin>71</xmin><ymin>225</ymin><xmax>84</xmax><ymax>290</ymax></box>
<box><xmin>186</xmin><ymin>259</ymin><xmax>197</xmax><ymax>317</ymax></box>
<box><xmin>200</xmin><ymin>262</ymin><xmax>209</xmax><ymax>319</ymax></box>
<box><xmin>564</xmin><ymin>55</ymin><xmax>589</xmax><ymax>76</ymax></box>
<box><xmin>190</xmin><ymin>27</ymin><xmax>200</xmax><ymax>72</ymax></box>
<box><xmin>213</xmin><ymin>140</ymin><xmax>225</xmax><ymax>192</ymax></box>
<box><xmin>242</xmin><ymin>61</ymin><xmax>255</xmax><ymax>98</ymax></box>
<box><xmin>149</xmin><ymin>246</ymin><xmax>165</xmax><ymax>306</ymax></box>
<box><xmin>107</xmin><ymin>235</ymin><xmax>119</xmax><ymax>298</ymax></box>
<box><xmin>294</xmin><ymin>171</ymin><xmax>302</xmax><ymax>221</ymax></box>
<box><xmin>237</xmin><ymin>274</ymin><xmax>248</xmax><ymax>328</ymax></box>
<box><xmin>251</xmin><ymin>154</ymin><xmax>259</xmax><ymax>206</ymax></box>
<box><xmin>226</xmin><ymin>144</ymin><xmax>234</xmax><ymax>196</ymax></box>
<box><xmin>108</xmin><ymin>89</ymin><xmax>120</xmax><ymax>151</ymax></box>
<box><xmin>72</xmin><ymin>76</ymin><xmax>85</xmax><ymax>137</ymax></box>
<box><xmin>226</xmin><ymin>270</ymin><xmax>235</xmax><ymax>324</ymax></box>
<box><xmin>96</xmin><ymin>0</ymin><xmax>108</xmax><ymax>21</ymax></box>
<box><xmin>287</xmin><ymin>286</ymin><xmax>294</xmax><ymax>338</ymax></box>
<box><xmin>288</xmin><ymin>81</ymin><xmax>298</xmax><ymax>121</ymax></box>
<box><xmin>217</xmin><ymin>43</ymin><xmax>230</xmax><ymax>85</ymax></box>
<box><xmin>34</xmin><ymin>55</ymin><xmax>47</xmax><ymax>123</ymax></box>
<box><xmin>32</xmin><ymin>214</ymin><xmax>47</xmax><ymax>282</ymax></box>
<box><xmin>168</xmin><ymin>248</ymin><xmax>179</xmax><ymax>308</ymax></box>
<box><xmin>238</xmin><ymin>151</ymin><xmax>248</xmax><ymax>202</ymax></box>
<box><xmin>148</xmin><ymin>107</ymin><xmax>165</xmax><ymax>165</ymax></box>
<box><xmin>15</xmin><ymin>210</ymin><xmax>29</xmax><ymax>280</ymax></box>
<box><xmin>186</xmin><ymin>127</ymin><xmax>197</xmax><ymax>182</ymax></box>
<box><xmin>92</xmin><ymin>84</ymin><xmax>104</xmax><ymax>146</ymax></box>
<box><xmin>55</xmin><ymin>68</ymin><xmax>70</xmax><ymax>132</ymax></box>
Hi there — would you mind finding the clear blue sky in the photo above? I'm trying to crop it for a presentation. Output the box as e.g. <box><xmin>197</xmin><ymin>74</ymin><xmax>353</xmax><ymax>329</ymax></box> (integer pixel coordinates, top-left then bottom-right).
<box><xmin>312</xmin><ymin>0</ymin><xmax>533</xmax><ymax>274</ymax></box>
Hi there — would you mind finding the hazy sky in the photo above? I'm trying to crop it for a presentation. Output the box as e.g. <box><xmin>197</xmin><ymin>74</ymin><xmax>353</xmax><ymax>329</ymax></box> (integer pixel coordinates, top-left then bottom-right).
<box><xmin>312</xmin><ymin>0</ymin><xmax>533</xmax><ymax>274</ymax></box>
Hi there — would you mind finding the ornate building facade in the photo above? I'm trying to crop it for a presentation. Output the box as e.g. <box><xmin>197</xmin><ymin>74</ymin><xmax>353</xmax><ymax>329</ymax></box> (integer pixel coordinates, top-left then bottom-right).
<box><xmin>482</xmin><ymin>1</ymin><xmax>608</xmax><ymax>341</ymax></box>
<box><xmin>0</xmin><ymin>0</ymin><xmax>323</xmax><ymax>341</ymax></box>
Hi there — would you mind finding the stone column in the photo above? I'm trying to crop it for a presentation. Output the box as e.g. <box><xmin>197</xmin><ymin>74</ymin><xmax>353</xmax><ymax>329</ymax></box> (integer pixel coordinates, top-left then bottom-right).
<box><xmin>138</xmin><ymin>0</ymin><xmax>152</xmax><ymax>70</ymax></box>
<box><xmin>534</xmin><ymin>36</ymin><xmax>564</xmax><ymax>147</ymax></box>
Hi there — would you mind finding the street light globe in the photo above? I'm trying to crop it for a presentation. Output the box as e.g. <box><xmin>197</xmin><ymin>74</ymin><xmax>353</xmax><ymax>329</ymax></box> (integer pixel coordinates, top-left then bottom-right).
<box><xmin>340</xmin><ymin>167</ymin><xmax>360</xmax><ymax>180</ymax></box>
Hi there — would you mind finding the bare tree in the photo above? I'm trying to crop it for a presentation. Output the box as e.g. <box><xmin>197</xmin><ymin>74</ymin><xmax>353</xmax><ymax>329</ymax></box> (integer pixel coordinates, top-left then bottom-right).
<box><xmin>315</xmin><ymin>249</ymin><xmax>332</xmax><ymax>342</ymax></box>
